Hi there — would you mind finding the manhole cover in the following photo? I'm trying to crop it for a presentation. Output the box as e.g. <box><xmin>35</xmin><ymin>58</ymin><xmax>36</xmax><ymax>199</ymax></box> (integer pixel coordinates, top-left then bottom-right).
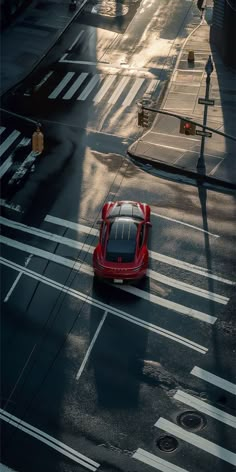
<box><xmin>91</xmin><ymin>1</ymin><xmax>129</xmax><ymax>17</ymax></box>
<box><xmin>177</xmin><ymin>411</ymin><xmax>206</xmax><ymax>431</ymax></box>
<box><xmin>157</xmin><ymin>435</ymin><xmax>178</xmax><ymax>452</ymax></box>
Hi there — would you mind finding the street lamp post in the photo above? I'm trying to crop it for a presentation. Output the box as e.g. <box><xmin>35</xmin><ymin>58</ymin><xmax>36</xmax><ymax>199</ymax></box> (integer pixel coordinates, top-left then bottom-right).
<box><xmin>197</xmin><ymin>55</ymin><xmax>214</xmax><ymax>172</ymax></box>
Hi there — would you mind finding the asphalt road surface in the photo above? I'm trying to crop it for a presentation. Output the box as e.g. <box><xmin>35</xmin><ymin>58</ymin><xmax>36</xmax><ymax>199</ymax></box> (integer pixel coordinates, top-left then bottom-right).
<box><xmin>1</xmin><ymin>1</ymin><xmax>236</xmax><ymax>472</ymax></box>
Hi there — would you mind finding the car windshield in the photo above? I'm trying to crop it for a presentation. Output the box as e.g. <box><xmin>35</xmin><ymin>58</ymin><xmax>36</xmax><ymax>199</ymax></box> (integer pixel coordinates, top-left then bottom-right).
<box><xmin>107</xmin><ymin>203</ymin><xmax>144</xmax><ymax>220</ymax></box>
<box><xmin>105</xmin><ymin>219</ymin><xmax>137</xmax><ymax>262</ymax></box>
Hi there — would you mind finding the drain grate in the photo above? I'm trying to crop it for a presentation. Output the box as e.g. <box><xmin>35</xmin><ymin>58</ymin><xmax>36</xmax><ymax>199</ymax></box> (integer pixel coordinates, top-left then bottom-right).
<box><xmin>177</xmin><ymin>411</ymin><xmax>206</xmax><ymax>432</ymax></box>
<box><xmin>157</xmin><ymin>435</ymin><xmax>178</xmax><ymax>452</ymax></box>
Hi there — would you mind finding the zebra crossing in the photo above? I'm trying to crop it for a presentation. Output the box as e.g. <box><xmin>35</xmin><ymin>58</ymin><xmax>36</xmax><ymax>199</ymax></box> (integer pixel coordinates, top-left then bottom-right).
<box><xmin>28</xmin><ymin>67</ymin><xmax>160</xmax><ymax>106</ymax></box>
<box><xmin>134</xmin><ymin>365</ymin><xmax>236</xmax><ymax>470</ymax></box>
<box><xmin>0</xmin><ymin>127</ymin><xmax>37</xmax><ymax>185</ymax></box>
<box><xmin>0</xmin><ymin>212</ymin><xmax>234</xmax><ymax>352</ymax></box>
<box><xmin>1</xmin><ymin>210</ymin><xmax>235</xmax><ymax>470</ymax></box>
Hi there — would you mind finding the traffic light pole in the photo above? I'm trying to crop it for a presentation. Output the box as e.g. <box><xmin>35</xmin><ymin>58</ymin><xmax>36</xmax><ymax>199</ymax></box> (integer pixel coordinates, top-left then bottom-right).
<box><xmin>197</xmin><ymin>56</ymin><xmax>213</xmax><ymax>172</ymax></box>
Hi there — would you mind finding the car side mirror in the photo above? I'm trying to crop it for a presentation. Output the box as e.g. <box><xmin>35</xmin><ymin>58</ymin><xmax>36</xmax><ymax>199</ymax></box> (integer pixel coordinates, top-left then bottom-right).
<box><xmin>146</xmin><ymin>221</ymin><xmax>152</xmax><ymax>227</ymax></box>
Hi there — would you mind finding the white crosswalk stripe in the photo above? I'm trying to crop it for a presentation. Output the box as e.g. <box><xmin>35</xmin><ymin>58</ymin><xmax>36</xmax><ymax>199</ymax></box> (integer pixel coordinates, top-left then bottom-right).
<box><xmin>63</xmin><ymin>72</ymin><xmax>88</xmax><ymax>100</ymax></box>
<box><xmin>108</xmin><ymin>76</ymin><xmax>130</xmax><ymax>104</ymax></box>
<box><xmin>0</xmin><ymin>126</ymin><xmax>6</xmax><ymax>135</ymax></box>
<box><xmin>133</xmin><ymin>448</ymin><xmax>189</xmax><ymax>471</ymax></box>
<box><xmin>48</xmin><ymin>72</ymin><xmax>75</xmax><ymax>99</ymax></box>
<box><xmin>0</xmin><ymin>130</ymin><xmax>21</xmax><ymax>158</ymax></box>
<box><xmin>155</xmin><ymin>417</ymin><xmax>236</xmax><ymax>466</ymax></box>
<box><xmin>122</xmin><ymin>78</ymin><xmax>145</xmax><ymax>106</ymax></box>
<box><xmin>0</xmin><ymin>138</ymin><xmax>30</xmax><ymax>179</ymax></box>
<box><xmin>191</xmin><ymin>366</ymin><xmax>236</xmax><ymax>395</ymax></box>
<box><xmin>93</xmin><ymin>75</ymin><xmax>117</xmax><ymax>103</ymax></box>
<box><xmin>77</xmin><ymin>74</ymin><xmax>102</xmax><ymax>101</ymax></box>
<box><xmin>174</xmin><ymin>390</ymin><xmax>236</xmax><ymax>428</ymax></box>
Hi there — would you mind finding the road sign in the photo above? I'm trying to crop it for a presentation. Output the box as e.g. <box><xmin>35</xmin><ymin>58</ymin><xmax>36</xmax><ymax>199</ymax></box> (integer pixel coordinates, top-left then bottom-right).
<box><xmin>196</xmin><ymin>129</ymin><xmax>212</xmax><ymax>137</ymax></box>
<box><xmin>198</xmin><ymin>98</ymin><xmax>215</xmax><ymax>106</ymax></box>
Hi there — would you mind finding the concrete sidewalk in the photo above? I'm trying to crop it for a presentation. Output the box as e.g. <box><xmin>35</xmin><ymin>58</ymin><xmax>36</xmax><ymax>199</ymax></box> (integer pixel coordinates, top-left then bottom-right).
<box><xmin>0</xmin><ymin>0</ymin><xmax>85</xmax><ymax>96</ymax></box>
<box><xmin>128</xmin><ymin>5</ymin><xmax>236</xmax><ymax>190</ymax></box>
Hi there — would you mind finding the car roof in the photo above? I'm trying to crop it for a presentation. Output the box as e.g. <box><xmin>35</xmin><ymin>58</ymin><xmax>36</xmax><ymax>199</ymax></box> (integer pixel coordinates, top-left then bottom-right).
<box><xmin>109</xmin><ymin>219</ymin><xmax>138</xmax><ymax>241</ymax></box>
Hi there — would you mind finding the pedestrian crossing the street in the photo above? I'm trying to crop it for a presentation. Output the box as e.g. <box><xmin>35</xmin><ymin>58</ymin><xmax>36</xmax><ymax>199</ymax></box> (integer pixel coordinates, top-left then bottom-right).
<box><xmin>29</xmin><ymin>69</ymin><xmax>160</xmax><ymax>107</ymax></box>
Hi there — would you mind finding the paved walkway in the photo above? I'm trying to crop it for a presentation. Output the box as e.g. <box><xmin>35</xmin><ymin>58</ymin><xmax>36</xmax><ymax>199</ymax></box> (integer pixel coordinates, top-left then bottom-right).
<box><xmin>128</xmin><ymin>4</ymin><xmax>236</xmax><ymax>189</ymax></box>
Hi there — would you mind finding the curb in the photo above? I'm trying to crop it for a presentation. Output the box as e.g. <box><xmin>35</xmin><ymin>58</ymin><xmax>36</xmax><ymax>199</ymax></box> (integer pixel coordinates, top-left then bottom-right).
<box><xmin>0</xmin><ymin>0</ymin><xmax>88</xmax><ymax>98</ymax></box>
<box><xmin>127</xmin><ymin>149</ymin><xmax>236</xmax><ymax>192</ymax></box>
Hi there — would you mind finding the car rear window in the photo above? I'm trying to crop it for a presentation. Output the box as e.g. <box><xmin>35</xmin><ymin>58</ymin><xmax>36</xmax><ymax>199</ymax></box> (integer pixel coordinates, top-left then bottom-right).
<box><xmin>106</xmin><ymin>219</ymin><xmax>137</xmax><ymax>262</ymax></box>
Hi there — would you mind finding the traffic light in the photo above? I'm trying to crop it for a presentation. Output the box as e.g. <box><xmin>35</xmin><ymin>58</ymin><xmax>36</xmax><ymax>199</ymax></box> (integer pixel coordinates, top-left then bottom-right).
<box><xmin>179</xmin><ymin>119</ymin><xmax>196</xmax><ymax>135</ymax></box>
<box><xmin>32</xmin><ymin>126</ymin><xmax>44</xmax><ymax>153</ymax></box>
<box><xmin>138</xmin><ymin>107</ymin><xmax>149</xmax><ymax>128</ymax></box>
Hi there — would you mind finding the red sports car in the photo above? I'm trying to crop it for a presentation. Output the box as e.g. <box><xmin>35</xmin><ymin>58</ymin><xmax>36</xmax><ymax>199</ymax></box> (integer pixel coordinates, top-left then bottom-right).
<box><xmin>93</xmin><ymin>200</ymin><xmax>151</xmax><ymax>282</ymax></box>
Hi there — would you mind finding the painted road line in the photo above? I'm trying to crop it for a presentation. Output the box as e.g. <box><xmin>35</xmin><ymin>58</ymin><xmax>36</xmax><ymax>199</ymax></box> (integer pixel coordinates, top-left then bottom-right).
<box><xmin>122</xmin><ymin>78</ymin><xmax>145</xmax><ymax>107</ymax></box>
<box><xmin>45</xmin><ymin>214</ymin><xmax>234</xmax><ymax>285</ymax></box>
<box><xmin>0</xmin><ymin>126</ymin><xmax>6</xmax><ymax>135</ymax></box>
<box><xmin>0</xmin><ymin>217</ymin><xmax>94</xmax><ymax>254</ymax></box>
<box><xmin>76</xmin><ymin>311</ymin><xmax>107</xmax><ymax>380</ymax></box>
<box><xmin>108</xmin><ymin>76</ymin><xmax>130</xmax><ymax>104</ymax></box>
<box><xmin>63</xmin><ymin>73</ymin><xmax>88</xmax><ymax>100</ymax></box>
<box><xmin>147</xmin><ymin>269</ymin><xmax>227</xmax><ymax>304</ymax></box>
<box><xmin>150</xmin><ymin>251</ymin><xmax>234</xmax><ymax>286</ymax></box>
<box><xmin>155</xmin><ymin>417</ymin><xmax>236</xmax><ymax>466</ymax></box>
<box><xmin>77</xmin><ymin>75</ymin><xmax>101</xmax><ymax>101</ymax></box>
<box><xmin>191</xmin><ymin>366</ymin><xmax>236</xmax><ymax>395</ymax></box>
<box><xmin>145</xmin><ymin>79</ymin><xmax>160</xmax><ymax>95</ymax></box>
<box><xmin>4</xmin><ymin>255</ymin><xmax>32</xmax><ymax>303</ymax></box>
<box><xmin>0</xmin><ymin>464</ymin><xmax>18</xmax><ymax>472</ymax></box>
<box><xmin>0</xmin><ymin>409</ymin><xmax>99</xmax><ymax>471</ymax></box>
<box><xmin>0</xmin><ymin>215</ymin><xmax>227</xmax><ymax>305</ymax></box>
<box><xmin>93</xmin><ymin>75</ymin><xmax>116</xmax><ymax>103</ymax></box>
<box><xmin>133</xmin><ymin>448</ymin><xmax>188</xmax><ymax>472</ymax></box>
<box><xmin>121</xmin><ymin>285</ymin><xmax>216</xmax><ymax>324</ymax></box>
<box><xmin>0</xmin><ymin>257</ymin><xmax>208</xmax><ymax>354</ymax></box>
<box><xmin>48</xmin><ymin>72</ymin><xmax>75</xmax><ymax>99</ymax></box>
<box><xmin>45</xmin><ymin>214</ymin><xmax>99</xmax><ymax>236</ymax></box>
<box><xmin>174</xmin><ymin>390</ymin><xmax>236</xmax><ymax>428</ymax></box>
<box><xmin>0</xmin><ymin>235</ymin><xmax>216</xmax><ymax>324</ymax></box>
<box><xmin>68</xmin><ymin>30</ymin><xmax>84</xmax><ymax>51</ymax></box>
<box><xmin>0</xmin><ymin>138</ymin><xmax>31</xmax><ymax>178</ymax></box>
<box><xmin>151</xmin><ymin>211</ymin><xmax>219</xmax><ymax>238</ymax></box>
<box><xmin>0</xmin><ymin>130</ymin><xmax>21</xmax><ymax>158</ymax></box>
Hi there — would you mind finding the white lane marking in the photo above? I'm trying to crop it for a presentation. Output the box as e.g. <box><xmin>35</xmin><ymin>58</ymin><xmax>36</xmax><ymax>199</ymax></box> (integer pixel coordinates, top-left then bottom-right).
<box><xmin>150</xmin><ymin>251</ymin><xmax>234</xmax><ymax>286</ymax></box>
<box><xmin>151</xmin><ymin>211</ymin><xmax>219</xmax><ymax>238</ymax></box>
<box><xmin>59</xmin><ymin>53</ymin><xmax>68</xmax><ymax>62</ymax></box>
<box><xmin>108</xmin><ymin>76</ymin><xmax>130</xmax><ymax>104</ymax></box>
<box><xmin>68</xmin><ymin>30</ymin><xmax>84</xmax><ymax>51</ymax></box>
<box><xmin>0</xmin><ymin>126</ymin><xmax>6</xmax><ymax>135</ymax></box>
<box><xmin>45</xmin><ymin>214</ymin><xmax>98</xmax><ymax>236</ymax></box>
<box><xmin>0</xmin><ymin>217</ymin><xmax>94</xmax><ymax>253</ymax></box>
<box><xmin>77</xmin><ymin>75</ymin><xmax>101</xmax><ymax>101</ymax></box>
<box><xmin>155</xmin><ymin>417</ymin><xmax>236</xmax><ymax>466</ymax></box>
<box><xmin>76</xmin><ymin>311</ymin><xmax>107</xmax><ymax>380</ymax></box>
<box><xmin>0</xmin><ymin>138</ymin><xmax>30</xmax><ymax>178</ymax></box>
<box><xmin>0</xmin><ymin>199</ymin><xmax>22</xmax><ymax>213</ymax></box>
<box><xmin>48</xmin><ymin>72</ymin><xmax>75</xmax><ymax>99</ymax></box>
<box><xmin>122</xmin><ymin>78</ymin><xmax>145</xmax><ymax>107</ymax></box>
<box><xmin>1</xmin><ymin>215</ymin><xmax>227</xmax><ymax>305</ymax></box>
<box><xmin>63</xmin><ymin>73</ymin><xmax>88</xmax><ymax>100</ymax></box>
<box><xmin>174</xmin><ymin>390</ymin><xmax>236</xmax><ymax>428</ymax></box>
<box><xmin>45</xmin><ymin>214</ymin><xmax>234</xmax><ymax>285</ymax></box>
<box><xmin>0</xmin><ymin>130</ymin><xmax>21</xmax><ymax>157</ymax></box>
<box><xmin>133</xmin><ymin>448</ymin><xmax>188</xmax><ymax>472</ymax></box>
<box><xmin>147</xmin><ymin>269</ymin><xmax>228</xmax><ymax>304</ymax></box>
<box><xmin>0</xmin><ymin>409</ymin><xmax>99</xmax><ymax>471</ymax></box>
<box><xmin>4</xmin><ymin>255</ymin><xmax>32</xmax><ymax>303</ymax></box>
<box><xmin>145</xmin><ymin>79</ymin><xmax>160</xmax><ymax>95</ymax></box>
<box><xmin>0</xmin><ymin>464</ymin><xmax>18</xmax><ymax>472</ymax></box>
<box><xmin>93</xmin><ymin>75</ymin><xmax>116</xmax><ymax>103</ymax></box>
<box><xmin>0</xmin><ymin>234</ymin><xmax>216</xmax><ymax>325</ymax></box>
<box><xmin>191</xmin><ymin>366</ymin><xmax>236</xmax><ymax>395</ymax></box>
<box><xmin>121</xmin><ymin>285</ymin><xmax>216</xmax><ymax>324</ymax></box>
<box><xmin>0</xmin><ymin>257</ymin><xmax>208</xmax><ymax>354</ymax></box>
